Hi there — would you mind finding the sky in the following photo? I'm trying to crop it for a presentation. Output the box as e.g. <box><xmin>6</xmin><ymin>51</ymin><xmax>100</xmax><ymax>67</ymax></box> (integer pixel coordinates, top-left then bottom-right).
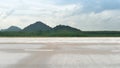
<box><xmin>0</xmin><ymin>0</ymin><xmax>120</xmax><ymax>31</ymax></box>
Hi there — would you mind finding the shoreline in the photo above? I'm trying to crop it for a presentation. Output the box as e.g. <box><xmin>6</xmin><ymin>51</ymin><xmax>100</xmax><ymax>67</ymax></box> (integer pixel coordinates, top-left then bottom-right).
<box><xmin>0</xmin><ymin>38</ymin><xmax>120</xmax><ymax>44</ymax></box>
<box><xmin>0</xmin><ymin>37</ymin><xmax>120</xmax><ymax>38</ymax></box>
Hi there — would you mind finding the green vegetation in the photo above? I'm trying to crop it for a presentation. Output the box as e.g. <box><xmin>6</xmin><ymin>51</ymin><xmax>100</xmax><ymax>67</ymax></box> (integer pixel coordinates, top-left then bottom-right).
<box><xmin>1</xmin><ymin>21</ymin><xmax>120</xmax><ymax>37</ymax></box>
<box><xmin>23</xmin><ymin>21</ymin><xmax>52</xmax><ymax>32</ymax></box>
<box><xmin>0</xmin><ymin>31</ymin><xmax>120</xmax><ymax>37</ymax></box>
<box><xmin>1</xmin><ymin>26</ymin><xmax>22</xmax><ymax>32</ymax></box>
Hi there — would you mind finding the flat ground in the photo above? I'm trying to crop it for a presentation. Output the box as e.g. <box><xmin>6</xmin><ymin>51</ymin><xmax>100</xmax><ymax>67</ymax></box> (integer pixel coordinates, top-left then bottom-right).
<box><xmin>0</xmin><ymin>38</ymin><xmax>120</xmax><ymax>68</ymax></box>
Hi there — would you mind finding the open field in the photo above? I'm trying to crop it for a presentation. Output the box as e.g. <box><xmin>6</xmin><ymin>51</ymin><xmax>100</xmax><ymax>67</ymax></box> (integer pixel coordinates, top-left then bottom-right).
<box><xmin>0</xmin><ymin>38</ymin><xmax>120</xmax><ymax>68</ymax></box>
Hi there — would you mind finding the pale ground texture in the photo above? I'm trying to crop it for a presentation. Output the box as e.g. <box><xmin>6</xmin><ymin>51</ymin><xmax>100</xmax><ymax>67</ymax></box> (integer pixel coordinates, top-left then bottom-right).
<box><xmin>0</xmin><ymin>37</ymin><xmax>120</xmax><ymax>68</ymax></box>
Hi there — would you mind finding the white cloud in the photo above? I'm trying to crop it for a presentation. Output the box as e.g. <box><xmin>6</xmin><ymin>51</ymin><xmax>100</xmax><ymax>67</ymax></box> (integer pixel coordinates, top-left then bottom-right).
<box><xmin>0</xmin><ymin>1</ymin><xmax>80</xmax><ymax>29</ymax></box>
<box><xmin>66</xmin><ymin>10</ymin><xmax>120</xmax><ymax>31</ymax></box>
<box><xmin>0</xmin><ymin>0</ymin><xmax>120</xmax><ymax>31</ymax></box>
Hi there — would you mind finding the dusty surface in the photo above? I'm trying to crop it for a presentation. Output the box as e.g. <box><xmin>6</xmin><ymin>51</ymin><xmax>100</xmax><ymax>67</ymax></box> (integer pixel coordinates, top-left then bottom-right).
<box><xmin>0</xmin><ymin>38</ymin><xmax>120</xmax><ymax>68</ymax></box>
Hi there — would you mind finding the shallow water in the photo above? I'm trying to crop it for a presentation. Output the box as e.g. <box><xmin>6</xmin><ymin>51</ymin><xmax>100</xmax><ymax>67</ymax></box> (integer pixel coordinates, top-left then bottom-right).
<box><xmin>48</xmin><ymin>54</ymin><xmax>120</xmax><ymax>68</ymax></box>
<box><xmin>0</xmin><ymin>51</ymin><xmax>30</xmax><ymax>68</ymax></box>
<box><xmin>0</xmin><ymin>44</ymin><xmax>44</xmax><ymax>49</ymax></box>
<box><xmin>0</xmin><ymin>38</ymin><xmax>120</xmax><ymax>68</ymax></box>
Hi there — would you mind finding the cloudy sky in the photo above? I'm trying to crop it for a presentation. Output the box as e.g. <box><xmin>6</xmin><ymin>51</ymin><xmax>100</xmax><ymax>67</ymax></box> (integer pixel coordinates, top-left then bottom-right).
<box><xmin>0</xmin><ymin>0</ymin><xmax>120</xmax><ymax>31</ymax></box>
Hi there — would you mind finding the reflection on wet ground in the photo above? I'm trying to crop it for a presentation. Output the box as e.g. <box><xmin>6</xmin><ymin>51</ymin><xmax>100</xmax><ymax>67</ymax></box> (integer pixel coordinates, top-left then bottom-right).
<box><xmin>0</xmin><ymin>38</ymin><xmax>120</xmax><ymax>68</ymax></box>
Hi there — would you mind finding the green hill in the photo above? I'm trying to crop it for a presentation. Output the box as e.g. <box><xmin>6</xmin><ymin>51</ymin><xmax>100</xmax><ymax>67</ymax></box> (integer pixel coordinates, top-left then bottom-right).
<box><xmin>1</xmin><ymin>26</ymin><xmax>21</xmax><ymax>32</ymax></box>
<box><xmin>42</xmin><ymin>25</ymin><xmax>82</xmax><ymax>37</ymax></box>
<box><xmin>53</xmin><ymin>25</ymin><xmax>81</xmax><ymax>32</ymax></box>
<box><xmin>23</xmin><ymin>21</ymin><xmax>52</xmax><ymax>32</ymax></box>
<box><xmin>0</xmin><ymin>21</ymin><xmax>120</xmax><ymax>37</ymax></box>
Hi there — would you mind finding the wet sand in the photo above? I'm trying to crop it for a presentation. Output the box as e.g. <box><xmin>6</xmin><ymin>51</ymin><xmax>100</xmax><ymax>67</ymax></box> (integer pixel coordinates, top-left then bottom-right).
<box><xmin>0</xmin><ymin>38</ymin><xmax>120</xmax><ymax>68</ymax></box>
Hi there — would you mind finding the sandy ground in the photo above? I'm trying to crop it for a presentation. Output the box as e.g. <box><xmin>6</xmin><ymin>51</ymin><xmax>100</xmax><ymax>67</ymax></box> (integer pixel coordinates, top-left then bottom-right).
<box><xmin>0</xmin><ymin>38</ymin><xmax>120</xmax><ymax>68</ymax></box>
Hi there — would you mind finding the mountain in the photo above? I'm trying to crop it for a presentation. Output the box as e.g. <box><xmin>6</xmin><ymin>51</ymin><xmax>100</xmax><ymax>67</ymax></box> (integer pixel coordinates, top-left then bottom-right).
<box><xmin>23</xmin><ymin>21</ymin><xmax>52</xmax><ymax>32</ymax></box>
<box><xmin>44</xmin><ymin>25</ymin><xmax>82</xmax><ymax>36</ymax></box>
<box><xmin>53</xmin><ymin>25</ymin><xmax>81</xmax><ymax>32</ymax></box>
<box><xmin>1</xmin><ymin>26</ymin><xmax>22</xmax><ymax>32</ymax></box>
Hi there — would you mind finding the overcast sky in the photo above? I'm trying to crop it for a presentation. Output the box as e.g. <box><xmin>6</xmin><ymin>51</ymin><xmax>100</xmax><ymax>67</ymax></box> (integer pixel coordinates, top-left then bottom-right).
<box><xmin>0</xmin><ymin>0</ymin><xmax>120</xmax><ymax>31</ymax></box>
